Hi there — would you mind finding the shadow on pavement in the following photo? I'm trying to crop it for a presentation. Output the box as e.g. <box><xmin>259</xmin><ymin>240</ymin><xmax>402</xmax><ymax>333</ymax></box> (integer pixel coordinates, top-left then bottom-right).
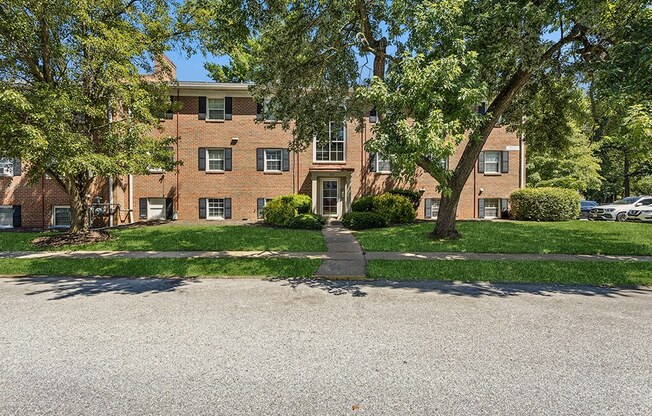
<box><xmin>267</xmin><ymin>277</ymin><xmax>652</xmax><ymax>299</ymax></box>
<box><xmin>10</xmin><ymin>276</ymin><xmax>193</xmax><ymax>300</ymax></box>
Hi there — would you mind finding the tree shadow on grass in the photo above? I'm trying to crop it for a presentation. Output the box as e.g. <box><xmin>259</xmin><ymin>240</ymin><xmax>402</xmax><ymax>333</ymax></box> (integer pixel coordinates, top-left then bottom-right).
<box><xmin>10</xmin><ymin>276</ymin><xmax>193</xmax><ymax>301</ymax></box>
<box><xmin>267</xmin><ymin>277</ymin><xmax>652</xmax><ymax>299</ymax></box>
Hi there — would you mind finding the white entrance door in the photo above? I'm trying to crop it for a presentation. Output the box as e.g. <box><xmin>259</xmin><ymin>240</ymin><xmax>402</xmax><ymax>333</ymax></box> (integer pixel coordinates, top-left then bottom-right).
<box><xmin>147</xmin><ymin>198</ymin><xmax>166</xmax><ymax>220</ymax></box>
<box><xmin>321</xmin><ymin>179</ymin><xmax>339</xmax><ymax>217</ymax></box>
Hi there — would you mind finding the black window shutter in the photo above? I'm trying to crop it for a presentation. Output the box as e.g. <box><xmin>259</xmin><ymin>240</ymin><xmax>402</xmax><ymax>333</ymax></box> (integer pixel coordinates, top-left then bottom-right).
<box><xmin>257</xmin><ymin>198</ymin><xmax>265</xmax><ymax>219</ymax></box>
<box><xmin>12</xmin><ymin>205</ymin><xmax>21</xmax><ymax>227</ymax></box>
<box><xmin>369</xmin><ymin>107</ymin><xmax>377</xmax><ymax>123</ymax></box>
<box><xmin>13</xmin><ymin>158</ymin><xmax>21</xmax><ymax>176</ymax></box>
<box><xmin>501</xmin><ymin>198</ymin><xmax>509</xmax><ymax>218</ymax></box>
<box><xmin>256</xmin><ymin>103</ymin><xmax>263</xmax><ymax>120</ymax></box>
<box><xmin>282</xmin><ymin>149</ymin><xmax>290</xmax><ymax>171</ymax></box>
<box><xmin>478</xmin><ymin>102</ymin><xmax>487</xmax><ymax>115</ymax></box>
<box><xmin>198</xmin><ymin>96</ymin><xmax>206</xmax><ymax>120</ymax></box>
<box><xmin>166</xmin><ymin>198</ymin><xmax>173</xmax><ymax>219</ymax></box>
<box><xmin>139</xmin><ymin>198</ymin><xmax>147</xmax><ymax>219</ymax></box>
<box><xmin>225</xmin><ymin>97</ymin><xmax>233</xmax><ymax>120</ymax></box>
<box><xmin>478</xmin><ymin>198</ymin><xmax>485</xmax><ymax>219</ymax></box>
<box><xmin>165</xmin><ymin>96</ymin><xmax>174</xmax><ymax>119</ymax></box>
<box><xmin>198</xmin><ymin>147</ymin><xmax>206</xmax><ymax>171</ymax></box>
<box><xmin>501</xmin><ymin>151</ymin><xmax>509</xmax><ymax>173</ymax></box>
<box><xmin>478</xmin><ymin>152</ymin><xmax>485</xmax><ymax>173</ymax></box>
<box><xmin>225</xmin><ymin>148</ymin><xmax>233</xmax><ymax>171</ymax></box>
<box><xmin>256</xmin><ymin>149</ymin><xmax>264</xmax><ymax>171</ymax></box>
<box><xmin>199</xmin><ymin>198</ymin><xmax>206</xmax><ymax>219</ymax></box>
<box><xmin>424</xmin><ymin>198</ymin><xmax>432</xmax><ymax>219</ymax></box>
<box><xmin>224</xmin><ymin>198</ymin><xmax>232</xmax><ymax>219</ymax></box>
<box><xmin>369</xmin><ymin>153</ymin><xmax>377</xmax><ymax>172</ymax></box>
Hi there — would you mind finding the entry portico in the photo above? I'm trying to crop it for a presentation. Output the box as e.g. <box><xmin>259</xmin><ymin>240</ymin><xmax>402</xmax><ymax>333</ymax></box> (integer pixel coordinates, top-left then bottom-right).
<box><xmin>309</xmin><ymin>167</ymin><xmax>354</xmax><ymax>219</ymax></box>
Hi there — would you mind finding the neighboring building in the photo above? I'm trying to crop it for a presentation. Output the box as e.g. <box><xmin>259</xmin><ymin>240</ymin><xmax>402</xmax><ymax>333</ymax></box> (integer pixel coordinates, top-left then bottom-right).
<box><xmin>1</xmin><ymin>71</ymin><xmax>525</xmax><ymax>229</ymax></box>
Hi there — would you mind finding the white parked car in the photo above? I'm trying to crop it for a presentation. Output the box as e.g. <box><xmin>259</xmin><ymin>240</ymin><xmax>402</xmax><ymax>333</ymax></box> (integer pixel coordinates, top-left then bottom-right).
<box><xmin>626</xmin><ymin>201</ymin><xmax>652</xmax><ymax>223</ymax></box>
<box><xmin>588</xmin><ymin>196</ymin><xmax>652</xmax><ymax>222</ymax></box>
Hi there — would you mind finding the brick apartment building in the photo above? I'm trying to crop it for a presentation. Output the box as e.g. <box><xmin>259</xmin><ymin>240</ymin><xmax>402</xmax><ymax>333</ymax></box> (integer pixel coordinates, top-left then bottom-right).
<box><xmin>0</xmin><ymin>62</ymin><xmax>525</xmax><ymax>230</ymax></box>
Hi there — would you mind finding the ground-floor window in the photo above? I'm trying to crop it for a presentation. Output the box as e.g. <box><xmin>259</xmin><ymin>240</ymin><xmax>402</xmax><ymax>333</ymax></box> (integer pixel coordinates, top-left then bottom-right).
<box><xmin>52</xmin><ymin>205</ymin><xmax>72</xmax><ymax>228</ymax></box>
<box><xmin>483</xmin><ymin>199</ymin><xmax>500</xmax><ymax>219</ymax></box>
<box><xmin>424</xmin><ymin>198</ymin><xmax>440</xmax><ymax>220</ymax></box>
<box><xmin>257</xmin><ymin>198</ymin><xmax>274</xmax><ymax>219</ymax></box>
<box><xmin>207</xmin><ymin>198</ymin><xmax>225</xmax><ymax>219</ymax></box>
<box><xmin>0</xmin><ymin>205</ymin><xmax>13</xmax><ymax>228</ymax></box>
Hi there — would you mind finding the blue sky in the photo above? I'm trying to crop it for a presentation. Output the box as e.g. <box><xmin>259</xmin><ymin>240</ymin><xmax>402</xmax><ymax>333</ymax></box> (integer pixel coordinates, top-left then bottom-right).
<box><xmin>167</xmin><ymin>49</ymin><xmax>228</xmax><ymax>82</ymax></box>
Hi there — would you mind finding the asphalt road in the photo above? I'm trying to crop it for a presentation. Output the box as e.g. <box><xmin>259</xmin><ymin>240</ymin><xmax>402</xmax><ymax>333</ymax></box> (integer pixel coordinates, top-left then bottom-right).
<box><xmin>1</xmin><ymin>277</ymin><xmax>651</xmax><ymax>415</ymax></box>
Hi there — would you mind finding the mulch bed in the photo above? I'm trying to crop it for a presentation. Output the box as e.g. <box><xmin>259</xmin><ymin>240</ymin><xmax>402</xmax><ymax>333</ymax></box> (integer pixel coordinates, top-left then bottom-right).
<box><xmin>32</xmin><ymin>230</ymin><xmax>113</xmax><ymax>248</ymax></box>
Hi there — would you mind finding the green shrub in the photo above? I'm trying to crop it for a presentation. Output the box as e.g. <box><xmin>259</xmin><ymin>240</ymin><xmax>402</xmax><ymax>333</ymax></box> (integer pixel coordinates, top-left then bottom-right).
<box><xmin>510</xmin><ymin>187</ymin><xmax>581</xmax><ymax>221</ymax></box>
<box><xmin>351</xmin><ymin>196</ymin><xmax>375</xmax><ymax>212</ymax></box>
<box><xmin>373</xmin><ymin>193</ymin><xmax>416</xmax><ymax>224</ymax></box>
<box><xmin>287</xmin><ymin>213</ymin><xmax>323</xmax><ymax>230</ymax></box>
<box><xmin>282</xmin><ymin>194</ymin><xmax>312</xmax><ymax>214</ymax></box>
<box><xmin>388</xmin><ymin>189</ymin><xmax>424</xmax><ymax>210</ymax></box>
<box><xmin>342</xmin><ymin>211</ymin><xmax>388</xmax><ymax>230</ymax></box>
<box><xmin>263</xmin><ymin>197</ymin><xmax>297</xmax><ymax>226</ymax></box>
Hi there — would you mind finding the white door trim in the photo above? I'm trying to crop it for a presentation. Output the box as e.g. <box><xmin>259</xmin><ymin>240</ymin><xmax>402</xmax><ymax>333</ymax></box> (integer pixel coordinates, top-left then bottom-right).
<box><xmin>320</xmin><ymin>178</ymin><xmax>341</xmax><ymax>218</ymax></box>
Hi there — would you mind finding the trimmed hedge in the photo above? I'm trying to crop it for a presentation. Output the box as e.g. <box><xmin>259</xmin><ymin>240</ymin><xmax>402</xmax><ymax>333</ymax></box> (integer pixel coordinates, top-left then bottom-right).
<box><xmin>351</xmin><ymin>196</ymin><xmax>375</xmax><ymax>212</ymax></box>
<box><xmin>388</xmin><ymin>189</ymin><xmax>424</xmax><ymax>210</ymax></box>
<box><xmin>510</xmin><ymin>187</ymin><xmax>581</xmax><ymax>221</ymax></box>
<box><xmin>373</xmin><ymin>193</ymin><xmax>416</xmax><ymax>224</ymax></box>
<box><xmin>263</xmin><ymin>194</ymin><xmax>313</xmax><ymax>227</ymax></box>
<box><xmin>342</xmin><ymin>211</ymin><xmax>388</xmax><ymax>230</ymax></box>
<box><xmin>287</xmin><ymin>213</ymin><xmax>323</xmax><ymax>230</ymax></box>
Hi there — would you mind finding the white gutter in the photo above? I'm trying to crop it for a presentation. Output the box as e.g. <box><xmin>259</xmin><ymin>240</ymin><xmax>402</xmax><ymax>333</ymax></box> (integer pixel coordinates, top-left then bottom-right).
<box><xmin>128</xmin><ymin>174</ymin><xmax>134</xmax><ymax>223</ymax></box>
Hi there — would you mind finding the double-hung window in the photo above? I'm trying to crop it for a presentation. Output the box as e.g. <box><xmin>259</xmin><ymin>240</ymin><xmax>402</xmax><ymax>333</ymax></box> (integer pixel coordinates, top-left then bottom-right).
<box><xmin>52</xmin><ymin>206</ymin><xmax>72</xmax><ymax>228</ymax></box>
<box><xmin>0</xmin><ymin>206</ymin><xmax>13</xmax><ymax>228</ymax></box>
<box><xmin>0</xmin><ymin>158</ymin><xmax>13</xmax><ymax>176</ymax></box>
<box><xmin>265</xmin><ymin>149</ymin><xmax>282</xmax><ymax>172</ymax></box>
<box><xmin>207</xmin><ymin>98</ymin><xmax>225</xmax><ymax>121</ymax></box>
<box><xmin>207</xmin><ymin>198</ymin><xmax>225</xmax><ymax>219</ymax></box>
<box><xmin>315</xmin><ymin>122</ymin><xmax>345</xmax><ymax>162</ymax></box>
<box><xmin>207</xmin><ymin>149</ymin><xmax>225</xmax><ymax>171</ymax></box>
<box><xmin>376</xmin><ymin>154</ymin><xmax>391</xmax><ymax>173</ymax></box>
<box><xmin>430</xmin><ymin>199</ymin><xmax>440</xmax><ymax>220</ymax></box>
<box><xmin>484</xmin><ymin>199</ymin><xmax>500</xmax><ymax>219</ymax></box>
<box><xmin>484</xmin><ymin>151</ymin><xmax>500</xmax><ymax>173</ymax></box>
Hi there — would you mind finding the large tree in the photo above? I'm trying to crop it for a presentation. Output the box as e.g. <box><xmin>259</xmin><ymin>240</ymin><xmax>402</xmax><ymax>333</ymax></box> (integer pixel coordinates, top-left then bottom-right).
<box><xmin>192</xmin><ymin>0</ymin><xmax>643</xmax><ymax>238</ymax></box>
<box><xmin>0</xmin><ymin>0</ymin><xmax>181</xmax><ymax>232</ymax></box>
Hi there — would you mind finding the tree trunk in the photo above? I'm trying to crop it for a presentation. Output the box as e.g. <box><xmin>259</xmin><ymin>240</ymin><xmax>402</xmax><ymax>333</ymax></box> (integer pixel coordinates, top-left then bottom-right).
<box><xmin>66</xmin><ymin>178</ymin><xmax>89</xmax><ymax>234</ymax></box>
<box><xmin>433</xmin><ymin>191</ymin><xmax>462</xmax><ymax>239</ymax></box>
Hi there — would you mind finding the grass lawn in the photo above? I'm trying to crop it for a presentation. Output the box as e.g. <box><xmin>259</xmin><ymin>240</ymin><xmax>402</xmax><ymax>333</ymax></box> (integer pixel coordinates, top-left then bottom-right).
<box><xmin>0</xmin><ymin>258</ymin><xmax>321</xmax><ymax>278</ymax></box>
<box><xmin>367</xmin><ymin>260</ymin><xmax>652</xmax><ymax>287</ymax></box>
<box><xmin>355</xmin><ymin>221</ymin><xmax>652</xmax><ymax>256</ymax></box>
<box><xmin>0</xmin><ymin>224</ymin><xmax>326</xmax><ymax>252</ymax></box>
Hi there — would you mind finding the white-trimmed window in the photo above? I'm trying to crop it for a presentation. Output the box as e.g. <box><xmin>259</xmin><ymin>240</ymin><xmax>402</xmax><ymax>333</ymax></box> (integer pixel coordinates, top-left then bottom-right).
<box><xmin>0</xmin><ymin>206</ymin><xmax>13</xmax><ymax>228</ymax></box>
<box><xmin>484</xmin><ymin>199</ymin><xmax>500</xmax><ymax>219</ymax></box>
<box><xmin>207</xmin><ymin>198</ymin><xmax>225</xmax><ymax>219</ymax></box>
<box><xmin>0</xmin><ymin>158</ymin><xmax>13</xmax><ymax>176</ymax></box>
<box><xmin>315</xmin><ymin>122</ymin><xmax>346</xmax><ymax>162</ymax></box>
<box><xmin>207</xmin><ymin>148</ymin><xmax>225</xmax><ymax>171</ymax></box>
<box><xmin>265</xmin><ymin>149</ymin><xmax>282</xmax><ymax>172</ymax></box>
<box><xmin>207</xmin><ymin>98</ymin><xmax>225</xmax><ymax>121</ymax></box>
<box><xmin>430</xmin><ymin>199</ymin><xmax>440</xmax><ymax>220</ymax></box>
<box><xmin>376</xmin><ymin>154</ymin><xmax>391</xmax><ymax>173</ymax></box>
<box><xmin>484</xmin><ymin>151</ymin><xmax>500</xmax><ymax>173</ymax></box>
<box><xmin>52</xmin><ymin>205</ymin><xmax>72</xmax><ymax>228</ymax></box>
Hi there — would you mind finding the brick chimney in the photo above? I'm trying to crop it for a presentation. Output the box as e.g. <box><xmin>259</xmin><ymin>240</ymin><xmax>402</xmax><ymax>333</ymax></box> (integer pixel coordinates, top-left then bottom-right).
<box><xmin>153</xmin><ymin>54</ymin><xmax>177</xmax><ymax>81</ymax></box>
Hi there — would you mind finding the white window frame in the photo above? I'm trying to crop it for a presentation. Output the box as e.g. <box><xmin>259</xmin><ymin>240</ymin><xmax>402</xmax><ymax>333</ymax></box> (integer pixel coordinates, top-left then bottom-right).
<box><xmin>52</xmin><ymin>205</ymin><xmax>72</xmax><ymax>228</ymax></box>
<box><xmin>314</xmin><ymin>122</ymin><xmax>346</xmax><ymax>163</ymax></box>
<box><xmin>484</xmin><ymin>198</ymin><xmax>500</xmax><ymax>219</ymax></box>
<box><xmin>264</xmin><ymin>149</ymin><xmax>282</xmax><ymax>172</ymax></box>
<box><xmin>0</xmin><ymin>205</ymin><xmax>13</xmax><ymax>228</ymax></box>
<box><xmin>206</xmin><ymin>148</ymin><xmax>226</xmax><ymax>172</ymax></box>
<box><xmin>430</xmin><ymin>199</ymin><xmax>440</xmax><ymax>220</ymax></box>
<box><xmin>207</xmin><ymin>198</ymin><xmax>225</xmax><ymax>220</ymax></box>
<box><xmin>207</xmin><ymin>98</ymin><xmax>225</xmax><ymax>121</ymax></box>
<box><xmin>484</xmin><ymin>151</ymin><xmax>500</xmax><ymax>174</ymax></box>
<box><xmin>147</xmin><ymin>198</ymin><xmax>167</xmax><ymax>220</ymax></box>
<box><xmin>376</xmin><ymin>154</ymin><xmax>391</xmax><ymax>173</ymax></box>
<box><xmin>0</xmin><ymin>157</ymin><xmax>13</xmax><ymax>176</ymax></box>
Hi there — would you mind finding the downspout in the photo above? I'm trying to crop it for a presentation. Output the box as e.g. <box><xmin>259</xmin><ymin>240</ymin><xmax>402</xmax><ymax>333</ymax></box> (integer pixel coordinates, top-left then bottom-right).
<box><xmin>108</xmin><ymin>177</ymin><xmax>114</xmax><ymax>227</ymax></box>
<box><xmin>128</xmin><ymin>174</ymin><xmax>134</xmax><ymax>223</ymax></box>
<box><xmin>41</xmin><ymin>173</ymin><xmax>45</xmax><ymax>229</ymax></box>
<box><xmin>175</xmin><ymin>88</ymin><xmax>180</xmax><ymax>219</ymax></box>
<box><xmin>473</xmin><ymin>164</ymin><xmax>477</xmax><ymax>218</ymax></box>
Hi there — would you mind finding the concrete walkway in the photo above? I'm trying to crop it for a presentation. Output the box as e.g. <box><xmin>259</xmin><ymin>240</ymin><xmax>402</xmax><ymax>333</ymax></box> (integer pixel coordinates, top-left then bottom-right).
<box><xmin>364</xmin><ymin>252</ymin><xmax>652</xmax><ymax>262</ymax></box>
<box><xmin>314</xmin><ymin>221</ymin><xmax>366</xmax><ymax>278</ymax></box>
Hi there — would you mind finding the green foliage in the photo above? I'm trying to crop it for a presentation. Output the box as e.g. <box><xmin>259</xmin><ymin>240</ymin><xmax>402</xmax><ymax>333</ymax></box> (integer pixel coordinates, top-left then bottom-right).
<box><xmin>372</xmin><ymin>193</ymin><xmax>416</xmax><ymax>224</ymax></box>
<box><xmin>264</xmin><ymin>194</ymin><xmax>313</xmax><ymax>227</ymax></box>
<box><xmin>263</xmin><ymin>197</ymin><xmax>297</xmax><ymax>227</ymax></box>
<box><xmin>342</xmin><ymin>212</ymin><xmax>388</xmax><ymax>230</ymax></box>
<box><xmin>287</xmin><ymin>213</ymin><xmax>323</xmax><ymax>230</ymax></box>
<box><xmin>351</xmin><ymin>196</ymin><xmax>376</xmax><ymax>212</ymax></box>
<box><xmin>387</xmin><ymin>189</ymin><xmax>424</xmax><ymax>210</ymax></box>
<box><xmin>510</xmin><ymin>188</ymin><xmax>581</xmax><ymax>222</ymax></box>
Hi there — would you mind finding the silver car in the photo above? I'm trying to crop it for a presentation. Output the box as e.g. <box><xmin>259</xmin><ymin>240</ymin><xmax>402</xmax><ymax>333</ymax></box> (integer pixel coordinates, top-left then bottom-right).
<box><xmin>589</xmin><ymin>196</ymin><xmax>652</xmax><ymax>222</ymax></box>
